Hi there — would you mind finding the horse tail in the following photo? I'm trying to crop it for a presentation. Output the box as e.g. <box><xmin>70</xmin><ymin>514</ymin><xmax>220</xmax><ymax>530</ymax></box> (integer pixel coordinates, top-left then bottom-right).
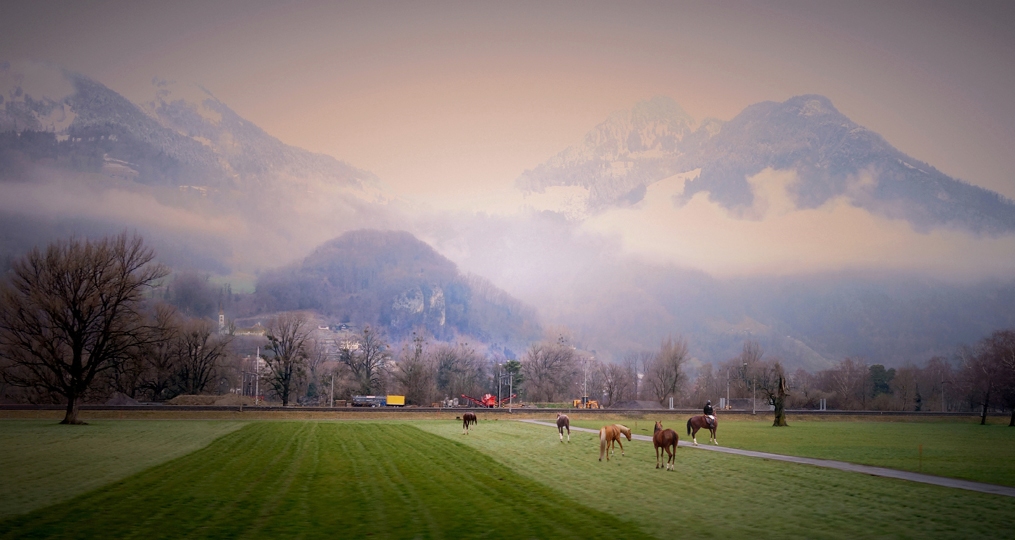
<box><xmin>599</xmin><ymin>428</ymin><xmax>606</xmax><ymax>460</ymax></box>
<box><xmin>687</xmin><ymin>418</ymin><xmax>692</xmax><ymax>435</ymax></box>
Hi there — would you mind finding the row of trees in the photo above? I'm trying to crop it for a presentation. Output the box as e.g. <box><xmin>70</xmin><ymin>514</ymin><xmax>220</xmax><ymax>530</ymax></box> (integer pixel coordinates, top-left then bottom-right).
<box><xmin>2</xmin><ymin>233</ymin><xmax>1012</xmax><ymax>427</ymax></box>
<box><xmin>688</xmin><ymin>334</ymin><xmax>1015</xmax><ymax>426</ymax></box>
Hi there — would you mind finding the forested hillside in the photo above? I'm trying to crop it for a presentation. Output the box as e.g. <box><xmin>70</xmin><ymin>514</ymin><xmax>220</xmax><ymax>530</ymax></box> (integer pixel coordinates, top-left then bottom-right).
<box><xmin>251</xmin><ymin>230</ymin><xmax>541</xmax><ymax>351</ymax></box>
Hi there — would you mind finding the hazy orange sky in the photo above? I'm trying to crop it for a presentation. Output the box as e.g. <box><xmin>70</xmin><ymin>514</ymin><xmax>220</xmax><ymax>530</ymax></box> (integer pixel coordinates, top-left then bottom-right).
<box><xmin>3</xmin><ymin>0</ymin><xmax>1015</xmax><ymax>205</ymax></box>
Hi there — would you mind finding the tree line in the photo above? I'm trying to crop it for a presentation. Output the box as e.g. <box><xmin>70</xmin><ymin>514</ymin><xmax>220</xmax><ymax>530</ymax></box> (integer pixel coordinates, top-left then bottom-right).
<box><xmin>2</xmin><ymin>233</ymin><xmax>1013</xmax><ymax>427</ymax></box>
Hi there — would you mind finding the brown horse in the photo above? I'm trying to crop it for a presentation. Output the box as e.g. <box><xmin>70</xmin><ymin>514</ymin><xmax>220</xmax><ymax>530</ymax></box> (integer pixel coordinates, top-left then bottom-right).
<box><xmin>599</xmin><ymin>424</ymin><xmax>632</xmax><ymax>461</ymax></box>
<box><xmin>687</xmin><ymin>415</ymin><xmax>718</xmax><ymax>445</ymax></box>
<box><xmin>462</xmin><ymin>412</ymin><xmax>477</xmax><ymax>434</ymax></box>
<box><xmin>556</xmin><ymin>413</ymin><xmax>570</xmax><ymax>443</ymax></box>
<box><xmin>653</xmin><ymin>421</ymin><xmax>679</xmax><ymax>470</ymax></box>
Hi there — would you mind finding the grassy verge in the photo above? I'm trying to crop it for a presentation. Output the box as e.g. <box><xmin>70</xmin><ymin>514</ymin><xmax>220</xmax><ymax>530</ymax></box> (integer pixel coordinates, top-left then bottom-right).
<box><xmin>0</xmin><ymin>419</ymin><xmax>245</xmax><ymax>518</ymax></box>
<box><xmin>419</xmin><ymin>419</ymin><xmax>1015</xmax><ymax>539</ymax></box>
<box><xmin>565</xmin><ymin>416</ymin><xmax>1015</xmax><ymax>486</ymax></box>
<box><xmin>0</xmin><ymin>422</ymin><xmax>650</xmax><ymax>539</ymax></box>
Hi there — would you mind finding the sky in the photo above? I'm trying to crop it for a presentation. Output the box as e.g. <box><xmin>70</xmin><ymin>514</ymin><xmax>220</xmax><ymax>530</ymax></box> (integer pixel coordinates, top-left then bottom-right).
<box><xmin>3</xmin><ymin>0</ymin><xmax>1015</xmax><ymax>206</ymax></box>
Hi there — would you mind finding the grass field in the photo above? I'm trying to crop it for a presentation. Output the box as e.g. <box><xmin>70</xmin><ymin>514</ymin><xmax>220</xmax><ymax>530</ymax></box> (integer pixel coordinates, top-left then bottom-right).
<box><xmin>568</xmin><ymin>415</ymin><xmax>1015</xmax><ymax>487</ymax></box>
<box><xmin>0</xmin><ymin>422</ymin><xmax>649</xmax><ymax>539</ymax></box>
<box><xmin>2</xmin><ymin>418</ymin><xmax>1014</xmax><ymax>539</ymax></box>
<box><xmin>0</xmin><ymin>420</ymin><xmax>245</xmax><ymax>518</ymax></box>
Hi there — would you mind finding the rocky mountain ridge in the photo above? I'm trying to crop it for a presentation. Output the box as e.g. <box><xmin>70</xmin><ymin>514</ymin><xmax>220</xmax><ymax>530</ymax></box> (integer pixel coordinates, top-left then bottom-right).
<box><xmin>518</xmin><ymin>94</ymin><xmax>1015</xmax><ymax>233</ymax></box>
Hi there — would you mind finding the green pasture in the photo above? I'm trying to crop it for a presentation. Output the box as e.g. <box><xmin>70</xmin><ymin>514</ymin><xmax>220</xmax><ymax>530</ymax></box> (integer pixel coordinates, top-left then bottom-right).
<box><xmin>0</xmin><ymin>421</ymin><xmax>647</xmax><ymax>539</ymax></box>
<box><xmin>0</xmin><ymin>420</ymin><xmax>245</xmax><ymax>518</ymax></box>
<box><xmin>1</xmin><ymin>418</ymin><xmax>1014</xmax><ymax>539</ymax></box>
<box><xmin>569</xmin><ymin>416</ymin><xmax>1015</xmax><ymax>487</ymax></box>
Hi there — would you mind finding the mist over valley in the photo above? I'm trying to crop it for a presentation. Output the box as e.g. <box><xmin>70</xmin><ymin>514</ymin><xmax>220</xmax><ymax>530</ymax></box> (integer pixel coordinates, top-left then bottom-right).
<box><xmin>2</xmin><ymin>60</ymin><xmax>1014</xmax><ymax>374</ymax></box>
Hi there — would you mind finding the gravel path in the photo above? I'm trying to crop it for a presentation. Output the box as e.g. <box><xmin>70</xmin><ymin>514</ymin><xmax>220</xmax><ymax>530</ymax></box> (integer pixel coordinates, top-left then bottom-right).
<box><xmin>521</xmin><ymin>419</ymin><xmax>1015</xmax><ymax>498</ymax></box>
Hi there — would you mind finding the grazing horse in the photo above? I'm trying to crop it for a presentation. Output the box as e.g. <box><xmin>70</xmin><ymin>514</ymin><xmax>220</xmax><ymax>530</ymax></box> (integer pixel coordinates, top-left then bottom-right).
<box><xmin>687</xmin><ymin>415</ymin><xmax>718</xmax><ymax>445</ymax></box>
<box><xmin>599</xmin><ymin>424</ymin><xmax>632</xmax><ymax>461</ymax></box>
<box><xmin>556</xmin><ymin>413</ymin><xmax>571</xmax><ymax>443</ymax></box>
<box><xmin>462</xmin><ymin>412</ymin><xmax>477</xmax><ymax>434</ymax></box>
<box><xmin>653</xmin><ymin>421</ymin><xmax>679</xmax><ymax>470</ymax></box>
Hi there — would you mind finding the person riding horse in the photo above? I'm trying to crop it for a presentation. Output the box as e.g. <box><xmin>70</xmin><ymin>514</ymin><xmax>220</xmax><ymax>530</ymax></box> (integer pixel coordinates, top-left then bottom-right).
<box><xmin>703</xmin><ymin>400</ymin><xmax>716</xmax><ymax>429</ymax></box>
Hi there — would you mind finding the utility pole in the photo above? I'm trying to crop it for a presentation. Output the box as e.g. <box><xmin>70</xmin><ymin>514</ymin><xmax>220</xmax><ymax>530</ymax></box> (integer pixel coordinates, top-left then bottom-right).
<box><xmin>330</xmin><ymin>373</ymin><xmax>335</xmax><ymax>408</ymax></box>
<box><xmin>726</xmin><ymin>367</ymin><xmax>731</xmax><ymax>410</ymax></box>
<box><xmin>254</xmin><ymin>346</ymin><xmax>260</xmax><ymax>406</ymax></box>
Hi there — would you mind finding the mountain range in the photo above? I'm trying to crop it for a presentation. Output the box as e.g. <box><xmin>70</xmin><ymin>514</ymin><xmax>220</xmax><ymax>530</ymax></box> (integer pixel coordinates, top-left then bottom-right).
<box><xmin>3</xmin><ymin>61</ymin><xmax>1014</xmax><ymax>371</ymax></box>
<box><xmin>518</xmin><ymin>95</ymin><xmax>1015</xmax><ymax>234</ymax></box>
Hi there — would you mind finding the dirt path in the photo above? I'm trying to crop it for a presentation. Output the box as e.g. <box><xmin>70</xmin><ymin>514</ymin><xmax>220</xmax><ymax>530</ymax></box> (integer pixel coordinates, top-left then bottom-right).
<box><xmin>521</xmin><ymin>419</ymin><xmax>1015</xmax><ymax>498</ymax></box>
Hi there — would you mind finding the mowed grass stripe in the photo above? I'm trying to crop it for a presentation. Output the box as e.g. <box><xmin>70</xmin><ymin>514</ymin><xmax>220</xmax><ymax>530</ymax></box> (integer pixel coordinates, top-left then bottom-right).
<box><xmin>418</xmin><ymin>420</ymin><xmax>1015</xmax><ymax>539</ymax></box>
<box><xmin>0</xmin><ymin>422</ymin><xmax>653</xmax><ymax>540</ymax></box>
<box><xmin>570</xmin><ymin>417</ymin><xmax>1015</xmax><ymax>487</ymax></box>
<box><xmin>0</xmin><ymin>420</ymin><xmax>246</xmax><ymax>518</ymax></box>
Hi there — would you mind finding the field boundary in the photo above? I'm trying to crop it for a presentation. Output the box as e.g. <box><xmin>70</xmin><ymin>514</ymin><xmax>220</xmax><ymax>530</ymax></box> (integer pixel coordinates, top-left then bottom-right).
<box><xmin>521</xmin><ymin>420</ymin><xmax>1015</xmax><ymax>498</ymax></box>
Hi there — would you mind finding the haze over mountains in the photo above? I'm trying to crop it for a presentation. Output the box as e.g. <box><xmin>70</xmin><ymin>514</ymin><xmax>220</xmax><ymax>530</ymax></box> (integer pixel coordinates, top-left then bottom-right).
<box><xmin>2</xmin><ymin>61</ymin><xmax>1014</xmax><ymax>371</ymax></box>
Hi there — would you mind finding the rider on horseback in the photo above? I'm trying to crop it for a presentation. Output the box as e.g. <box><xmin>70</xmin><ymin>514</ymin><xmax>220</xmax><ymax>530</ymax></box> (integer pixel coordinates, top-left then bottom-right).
<box><xmin>704</xmin><ymin>400</ymin><xmax>716</xmax><ymax>428</ymax></box>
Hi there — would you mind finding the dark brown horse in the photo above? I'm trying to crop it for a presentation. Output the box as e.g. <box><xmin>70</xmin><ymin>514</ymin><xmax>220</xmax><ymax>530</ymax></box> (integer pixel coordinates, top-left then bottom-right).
<box><xmin>599</xmin><ymin>424</ymin><xmax>632</xmax><ymax>461</ymax></box>
<box><xmin>687</xmin><ymin>415</ymin><xmax>718</xmax><ymax>445</ymax></box>
<box><xmin>462</xmin><ymin>412</ymin><xmax>477</xmax><ymax>434</ymax></box>
<box><xmin>653</xmin><ymin>421</ymin><xmax>679</xmax><ymax>470</ymax></box>
<box><xmin>556</xmin><ymin>413</ymin><xmax>570</xmax><ymax>443</ymax></box>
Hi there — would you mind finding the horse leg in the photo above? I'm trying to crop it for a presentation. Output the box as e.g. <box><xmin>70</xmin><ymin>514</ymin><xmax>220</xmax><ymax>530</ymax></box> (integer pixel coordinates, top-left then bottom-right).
<box><xmin>566</xmin><ymin>425</ymin><xmax>570</xmax><ymax>443</ymax></box>
<box><xmin>692</xmin><ymin>426</ymin><xmax>698</xmax><ymax>446</ymax></box>
<box><xmin>559</xmin><ymin>427</ymin><xmax>563</xmax><ymax>443</ymax></box>
<box><xmin>711</xmin><ymin>428</ymin><xmax>718</xmax><ymax>445</ymax></box>
<box><xmin>617</xmin><ymin>439</ymin><xmax>624</xmax><ymax>457</ymax></box>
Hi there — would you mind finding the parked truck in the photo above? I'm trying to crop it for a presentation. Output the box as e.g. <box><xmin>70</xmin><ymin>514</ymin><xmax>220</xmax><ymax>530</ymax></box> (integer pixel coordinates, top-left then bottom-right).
<box><xmin>352</xmin><ymin>395</ymin><xmax>405</xmax><ymax>407</ymax></box>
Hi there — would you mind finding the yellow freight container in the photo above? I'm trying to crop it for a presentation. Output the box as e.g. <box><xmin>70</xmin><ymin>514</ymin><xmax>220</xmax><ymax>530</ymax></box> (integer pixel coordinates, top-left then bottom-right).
<box><xmin>385</xmin><ymin>395</ymin><xmax>405</xmax><ymax>406</ymax></box>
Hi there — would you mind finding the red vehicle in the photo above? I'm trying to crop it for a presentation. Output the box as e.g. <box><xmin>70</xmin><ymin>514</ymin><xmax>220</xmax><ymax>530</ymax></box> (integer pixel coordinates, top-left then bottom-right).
<box><xmin>461</xmin><ymin>393</ymin><xmax>517</xmax><ymax>408</ymax></box>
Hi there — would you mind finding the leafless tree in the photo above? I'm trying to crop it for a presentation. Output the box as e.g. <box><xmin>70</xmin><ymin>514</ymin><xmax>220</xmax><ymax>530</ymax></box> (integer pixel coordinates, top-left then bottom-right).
<box><xmin>299</xmin><ymin>337</ymin><xmax>329</xmax><ymax>405</ymax></box>
<box><xmin>521</xmin><ymin>337</ymin><xmax>578</xmax><ymax>402</ymax></box>
<box><xmin>644</xmin><ymin>337</ymin><xmax>688</xmax><ymax>405</ymax></box>
<box><xmin>0</xmin><ymin>233</ymin><xmax>167</xmax><ymax>424</ymax></box>
<box><xmin>601</xmin><ymin>362</ymin><xmax>634</xmax><ymax>406</ymax></box>
<box><xmin>962</xmin><ymin>330</ymin><xmax>1015</xmax><ymax>425</ymax></box>
<box><xmin>432</xmin><ymin>341</ymin><xmax>485</xmax><ymax>401</ymax></box>
<box><xmin>263</xmin><ymin>311</ymin><xmax>312</xmax><ymax>406</ymax></box>
<box><xmin>136</xmin><ymin>304</ymin><xmax>181</xmax><ymax>401</ymax></box>
<box><xmin>340</xmin><ymin>325</ymin><xmax>391</xmax><ymax>395</ymax></box>
<box><xmin>754</xmin><ymin>360</ymin><xmax>790</xmax><ymax>426</ymax></box>
<box><xmin>829</xmin><ymin>357</ymin><xmax>869</xmax><ymax>410</ymax></box>
<box><xmin>395</xmin><ymin>332</ymin><xmax>436</xmax><ymax>406</ymax></box>
<box><xmin>622</xmin><ymin>351</ymin><xmax>651</xmax><ymax>399</ymax></box>
<box><xmin>173</xmin><ymin>318</ymin><xmax>232</xmax><ymax>395</ymax></box>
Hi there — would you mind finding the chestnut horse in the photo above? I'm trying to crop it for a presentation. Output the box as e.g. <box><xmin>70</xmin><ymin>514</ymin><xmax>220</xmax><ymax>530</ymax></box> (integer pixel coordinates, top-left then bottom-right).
<box><xmin>687</xmin><ymin>415</ymin><xmax>718</xmax><ymax>445</ymax></box>
<box><xmin>653</xmin><ymin>421</ymin><xmax>679</xmax><ymax>470</ymax></box>
<box><xmin>556</xmin><ymin>413</ymin><xmax>570</xmax><ymax>443</ymax></box>
<box><xmin>599</xmin><ymin>424</ymin><xmax>632</xmax><ymax>461</ymax></box>
<box><xmin>462</xmin><ymin>412</ymin><xmax>477</xmax><ymax>434</ymax></box>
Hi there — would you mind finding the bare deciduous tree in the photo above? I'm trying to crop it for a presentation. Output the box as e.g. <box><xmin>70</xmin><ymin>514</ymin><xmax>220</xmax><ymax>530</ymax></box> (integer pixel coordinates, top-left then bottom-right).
<box><xmin>432</xmin><ymin>341</ymin><xmax>485</xmax><ymax>401</ymax></box>
<box><xmin>135</xmin><ymin>305</ymin><xmax>181</xmax><ymax>401</ymax></box>
<box><xmin>263</xmin><ymin>312</ymin><xmax>311</xmax><ymax>406</ymax></box>
<box><xmin>0</xmin><ymin>233</ymin><xmax>167</xmax><ymax>424</ymax></box>
<box><xmin>173</xmin><ymin>318</ymin><xmax>231</xmax><ymax>396</ymax></box>
<box><xmin>395</xmin><ymin>332</ymin><xmax>436</xmax><ymax>406</ymax></box>
<box><xmin>521</xmin><ymin>337</ymin><xmax>578</xmax><ymax>403</ymax></box>
<box><xmin>340</xmin><ymin>325</ymin><xmax>390</xmax><ymax>395</ymax></box>
<box><xmin>754</xmin><ymin>360</ymin><xmax>790</xmax><ymax>426</ymax></box>
<box><xmin>644</xmin><ymin>337</ymin><xmax>688</xmax><ymax>405</ymax></box>
<box><xmin>601</xmin><ymin>362</ymin><xmax>634</xmax><ymax>407</ymax></box>
<box><xmin>829</xmin><ymin>357</ymin><xmax>869</xmax><ymax>410</ymax></box>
